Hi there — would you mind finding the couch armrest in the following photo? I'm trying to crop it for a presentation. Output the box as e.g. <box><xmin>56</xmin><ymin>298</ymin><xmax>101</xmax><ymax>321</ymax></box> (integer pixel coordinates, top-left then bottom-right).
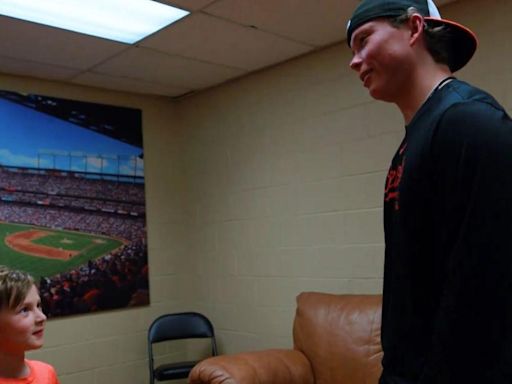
<box><xmin>188</xmin><ymin>348</ymin><xmax>314</xmax><ymax>384</ymax></box>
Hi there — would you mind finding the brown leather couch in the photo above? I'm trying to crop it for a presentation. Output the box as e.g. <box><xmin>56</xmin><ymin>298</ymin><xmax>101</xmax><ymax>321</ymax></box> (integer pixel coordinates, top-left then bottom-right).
<box><xmin>189</xmin><ymin>292</ymin><xmax>383</xmax><ymax>384</ymax></box>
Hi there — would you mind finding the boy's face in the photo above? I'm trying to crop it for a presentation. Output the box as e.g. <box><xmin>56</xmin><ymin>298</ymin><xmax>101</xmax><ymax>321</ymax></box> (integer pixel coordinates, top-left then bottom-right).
<box><xmin>349</xmin><ymin>18</ymin><xmax>413</xmax><ymax>102</ymax></box>
<box><xmin>0</xmin><ymin>284</ymin><xmax>47</xmax><ymax>355</ymax></box>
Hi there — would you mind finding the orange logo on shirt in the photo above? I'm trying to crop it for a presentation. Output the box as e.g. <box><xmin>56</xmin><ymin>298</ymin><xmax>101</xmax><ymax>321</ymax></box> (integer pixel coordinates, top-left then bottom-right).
<box><xmin>385</xmin><ymin>143</ymin><xmax>406</xmax><ymax>210</ymax></box>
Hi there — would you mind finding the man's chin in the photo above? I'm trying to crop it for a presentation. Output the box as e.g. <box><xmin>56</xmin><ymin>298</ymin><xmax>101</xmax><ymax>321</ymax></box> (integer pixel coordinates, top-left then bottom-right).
<box><xmin>368</xmin><ymin>87</ymin><xmax>395</xmax><ymax>103</ymax></box>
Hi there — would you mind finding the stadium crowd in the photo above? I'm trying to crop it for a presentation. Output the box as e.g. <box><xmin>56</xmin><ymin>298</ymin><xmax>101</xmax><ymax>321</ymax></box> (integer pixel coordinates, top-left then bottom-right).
<box><xmin>0</xmin><ymin>192</ymin><xmax>145</xmax><ymax>216</ymax></box>
<box><xmin>0</xmin><ymin>203</ymin><xmax>144</xmax><ymax>240</ymax></box>
<box><xmin>0</xmin><ymin>167</ymin><xmax>145</xmax><ymax>202</ymax></box>
<box><xmin>0</xmin><ymin>166</ymin><xmax>149</xmax><ymax>317</ymax></box>
<box><xmin>39</xmin><ymin>237</ymin><xmax>149</xmax><ymax>317</ymax></box>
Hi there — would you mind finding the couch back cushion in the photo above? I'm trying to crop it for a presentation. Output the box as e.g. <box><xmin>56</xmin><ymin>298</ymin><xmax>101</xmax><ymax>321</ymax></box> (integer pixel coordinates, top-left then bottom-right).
<box><xmin>293</xmin><ymin>292</ymin><xmax>383</xmax><ymax>384</ymax></box>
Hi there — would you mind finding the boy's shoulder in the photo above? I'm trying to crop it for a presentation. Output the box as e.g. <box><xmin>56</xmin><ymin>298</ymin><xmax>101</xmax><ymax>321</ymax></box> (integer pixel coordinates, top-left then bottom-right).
<box><xmin>27</xmin><ymin>359</ymin><xmax>54</xmax><ymax>369</ymax></box>
<box><xmin>25</xmin><ymin>360</ymin><xmax>58</xmax><ymax>384</ymax></box>
<box><xmin>0</xmin><ymin>361</ymin><xmax>58</xmax><ymax>384</ymax></box>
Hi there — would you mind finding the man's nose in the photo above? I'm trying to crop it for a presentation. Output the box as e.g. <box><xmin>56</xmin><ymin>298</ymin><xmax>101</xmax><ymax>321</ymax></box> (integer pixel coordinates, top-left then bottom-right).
<box><xmin>349</xmin><ymin>54</ymin><xmax>362</xmax><ymax>71</ymax></box>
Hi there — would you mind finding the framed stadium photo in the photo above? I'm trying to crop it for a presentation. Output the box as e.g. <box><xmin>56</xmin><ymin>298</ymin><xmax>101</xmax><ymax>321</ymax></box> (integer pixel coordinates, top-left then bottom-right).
<box><xmin>0</xmin><ymin>90</ymin><xmax>148</xmax><ymax>318</ymax></box>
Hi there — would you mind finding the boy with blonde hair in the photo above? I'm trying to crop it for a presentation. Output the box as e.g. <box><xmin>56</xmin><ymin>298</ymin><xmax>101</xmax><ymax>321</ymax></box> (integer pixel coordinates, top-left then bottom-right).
<box><xmin>0</xmin><ymin>266</ymin><xmax>59</xmax><ymax>383</ymax></box>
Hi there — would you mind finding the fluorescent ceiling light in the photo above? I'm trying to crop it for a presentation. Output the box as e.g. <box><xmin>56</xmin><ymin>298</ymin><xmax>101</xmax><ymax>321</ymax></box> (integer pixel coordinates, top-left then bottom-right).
<box><xmin>0</xmin><ymin>0</ymin><xmax>189</xmax><ymax>44</ymax></box>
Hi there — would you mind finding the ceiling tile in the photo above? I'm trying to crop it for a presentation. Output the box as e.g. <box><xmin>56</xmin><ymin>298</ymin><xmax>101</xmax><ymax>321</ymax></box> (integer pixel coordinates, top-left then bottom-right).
<box><xmin>0</xmin><ymin>16</ymin><xmax>129</xmax><ymax>70</ymax></box>
<box><xmin>0</xmin><ymin>56</ymin><xmax>80</xmax><ymax>81</ymax></box>
<box><xmin>1</xmin><ymin>0</ymin><xmax>459</xmax><ymax>96</ymax></box>
<box><xmin>92</xmin><ymin>46</ymin><xmax>247</xmax><ymax>89</ymax></box>
<box><xmin>141</xmin><ymin>13</ymin><xmax>313</xmax><ymax>71</ymax></box>
<box><xmin>159</xmin><ymin>0</ymin><xmax>217</xmax><ymax>11</ymax></box>
<box><xmin>204</xmin><ymin>0</ymin><xmax>356</xmax><ymax>46</ymax></box>
<box><xmin>71</xmin><ymin>72</ymin><xmax>191</xmax><ymax>97</ymax></box>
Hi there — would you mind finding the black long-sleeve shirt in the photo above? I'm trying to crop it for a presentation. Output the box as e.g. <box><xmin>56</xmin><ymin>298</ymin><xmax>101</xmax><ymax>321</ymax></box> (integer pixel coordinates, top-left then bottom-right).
<box><xmin>380</xmin><ymin>79</ymin><xmax>512</xmax><ymax>384</ymax></box>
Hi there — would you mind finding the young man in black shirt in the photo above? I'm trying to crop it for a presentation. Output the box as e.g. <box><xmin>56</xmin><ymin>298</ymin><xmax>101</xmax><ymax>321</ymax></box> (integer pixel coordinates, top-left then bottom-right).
<box><xmin>347</xmin><ymin>0</ymin><xmax>512</xmax><ymax>383</ymax></box>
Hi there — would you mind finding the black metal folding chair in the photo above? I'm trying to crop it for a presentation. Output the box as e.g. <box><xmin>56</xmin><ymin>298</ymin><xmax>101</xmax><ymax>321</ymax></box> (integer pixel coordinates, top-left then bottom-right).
<box><xmin>148</xmin><ymin>312</ymin><xmax>218</xmax><ymax>383</ymax></box>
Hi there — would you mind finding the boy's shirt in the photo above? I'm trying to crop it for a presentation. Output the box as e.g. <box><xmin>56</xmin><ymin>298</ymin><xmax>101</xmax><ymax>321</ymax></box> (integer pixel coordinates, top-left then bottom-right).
<box><xmin>0</xmin><ymin>360</ymin><xmax>59</xmax><ymax>384</ymax></box>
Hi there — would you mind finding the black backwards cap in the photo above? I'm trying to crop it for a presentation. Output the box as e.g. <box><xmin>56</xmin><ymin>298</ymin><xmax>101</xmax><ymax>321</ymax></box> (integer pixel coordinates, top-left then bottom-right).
<box><xmin>346</xmin><ymin>0</ymin><xmax>478</xmax><ymax>72</ymax></box>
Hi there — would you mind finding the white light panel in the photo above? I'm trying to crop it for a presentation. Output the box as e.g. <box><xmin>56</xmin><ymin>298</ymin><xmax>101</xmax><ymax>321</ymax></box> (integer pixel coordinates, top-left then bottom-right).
<box><xmin>0</xmin><ymin>0</ymin><xmax>190</xmax><ymax>44</ymax></box>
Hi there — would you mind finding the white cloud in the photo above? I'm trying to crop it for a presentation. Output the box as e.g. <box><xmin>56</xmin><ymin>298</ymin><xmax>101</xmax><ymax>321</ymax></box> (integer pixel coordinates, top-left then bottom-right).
<box><xmin>0</xmin><ymin>149</ymin><xmax>43</xmax><ymax>168</ymax></box>
<box><xmin>0</xmin><ymin>149</ymin><xmax>144</xmax><ymax>176</ymax></box>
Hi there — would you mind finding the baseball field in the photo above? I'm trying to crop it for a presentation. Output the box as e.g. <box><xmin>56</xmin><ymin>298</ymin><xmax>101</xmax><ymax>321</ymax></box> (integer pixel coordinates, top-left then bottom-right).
<box><xmin>0</xmin><ymin>222</ymin><xmax>124</xmax><ymax>280</ymax></box>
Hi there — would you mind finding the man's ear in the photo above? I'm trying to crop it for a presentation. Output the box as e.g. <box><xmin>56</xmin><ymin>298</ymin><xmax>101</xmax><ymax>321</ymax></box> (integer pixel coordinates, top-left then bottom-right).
<box><xmin>408</xmin><ymin>13</ymin><xmax>425</xmax><ymax>46</ymax></box>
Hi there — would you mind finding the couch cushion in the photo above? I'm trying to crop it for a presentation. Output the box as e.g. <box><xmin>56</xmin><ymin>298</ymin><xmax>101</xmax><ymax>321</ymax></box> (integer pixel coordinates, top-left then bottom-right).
<box><xmin>293</xmin><ymin>292</ymin><xmax>383</xmax><ymax>384</ymax></box>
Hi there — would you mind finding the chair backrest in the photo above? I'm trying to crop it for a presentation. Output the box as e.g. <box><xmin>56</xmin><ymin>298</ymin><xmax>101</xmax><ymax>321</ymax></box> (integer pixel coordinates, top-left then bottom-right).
<box><xmin>148</xmin><ymin>312</ymin><xmax>216</xmax><ymax>347</ymax></box>
<box><xmin>293</xmin><ymin>292</ymin><xmax>382</xmax><ymax>384</ymax></box>
<box><xmin>148</xmin><ymin>312</ymin><xmax>217</xmax><ymax>383</ymax></box>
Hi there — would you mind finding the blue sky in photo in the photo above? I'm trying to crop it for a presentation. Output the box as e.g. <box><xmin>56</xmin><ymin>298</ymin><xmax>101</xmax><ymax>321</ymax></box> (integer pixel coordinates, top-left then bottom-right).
<box><xmin>0</xmin><ymin>98</ymin><xmax>143</xmax><ymax>176</ymax></box>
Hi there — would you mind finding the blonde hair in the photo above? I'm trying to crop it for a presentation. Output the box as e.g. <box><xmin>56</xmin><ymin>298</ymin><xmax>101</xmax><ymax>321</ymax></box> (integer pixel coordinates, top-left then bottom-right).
<box><xmin>0</xmin><ymin>266</ymin><xmax>34</xmax><ymax>310</ymax></box>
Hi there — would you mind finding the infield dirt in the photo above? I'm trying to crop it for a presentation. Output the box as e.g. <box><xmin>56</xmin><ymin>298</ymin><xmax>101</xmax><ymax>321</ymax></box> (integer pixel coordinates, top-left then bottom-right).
<box><xmin>5</xmin><ymin>229</ymin><xmax>78</xmax><ymax>260</ymax></box>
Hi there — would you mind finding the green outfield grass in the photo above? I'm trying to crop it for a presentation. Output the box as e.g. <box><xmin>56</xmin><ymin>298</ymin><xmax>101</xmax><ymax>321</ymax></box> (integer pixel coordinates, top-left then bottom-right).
<box><xmin>0</xmin><ymin>222</ymin><xmax>124</xmax><ymax>280</ymax></box>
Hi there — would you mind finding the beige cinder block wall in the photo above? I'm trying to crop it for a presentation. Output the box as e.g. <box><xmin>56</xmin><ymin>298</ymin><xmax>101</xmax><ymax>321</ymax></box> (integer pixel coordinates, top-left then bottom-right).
<box><xmin>174</xmin><ymin>46</ymin><xmax>398</xmax><ymax>354</ymax></box>
<box><xmin>173</xmin><ymin>0</ymin><xmax>510</xmax><ymax>355</ymax></box>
